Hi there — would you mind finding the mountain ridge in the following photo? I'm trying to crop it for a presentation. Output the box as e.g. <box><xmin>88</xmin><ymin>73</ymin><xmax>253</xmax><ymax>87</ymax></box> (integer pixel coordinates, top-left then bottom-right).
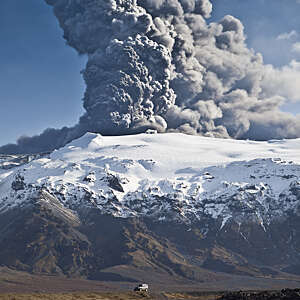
<box><xmin>0</xmin><ymin>132</ymin><xmax>300</xmax><ymax>286</ymax></box>
<box><xmin>1</xmin><ymin>132</ymin><xmax>299</xmax><ymax>226</ymax></box>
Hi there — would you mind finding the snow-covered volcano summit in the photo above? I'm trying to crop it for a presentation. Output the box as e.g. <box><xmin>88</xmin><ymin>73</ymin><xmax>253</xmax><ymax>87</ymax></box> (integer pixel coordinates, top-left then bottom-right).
<box><xmin>1</xmin><ymin>133</ymin><xmax>300</xmax><ymax>226</ymax></box>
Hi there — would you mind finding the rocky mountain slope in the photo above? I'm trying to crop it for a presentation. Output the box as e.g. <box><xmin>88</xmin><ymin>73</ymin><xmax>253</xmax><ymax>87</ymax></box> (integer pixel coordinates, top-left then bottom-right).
<box><xmin>0</xmin><ymin>133</ymin><xmax>300</xmax><ymax>285</ymax></box>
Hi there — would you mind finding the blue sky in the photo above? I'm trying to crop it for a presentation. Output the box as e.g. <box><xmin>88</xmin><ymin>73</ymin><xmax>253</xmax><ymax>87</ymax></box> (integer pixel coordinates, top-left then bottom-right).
<box><xmin>211</xmin><ymin>0</ymin><xmax>300</xmax><ymax>67</ymax></box>
<box><xmin>0</xmin><ymin>1</ymin><xmax>86</xmax><ymax>145</ymax></box>
<box><xmin>0</xmin><ymin>0</ymin><xmax>300</xmax><ymax>145</ymax></box>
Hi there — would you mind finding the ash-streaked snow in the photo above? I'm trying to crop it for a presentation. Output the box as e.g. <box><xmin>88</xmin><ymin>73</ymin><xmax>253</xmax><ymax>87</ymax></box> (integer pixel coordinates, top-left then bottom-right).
<box><xmin>0</xmin><ymin>133</ymin><xmax>299</xmax><ymax>226</ymax></box>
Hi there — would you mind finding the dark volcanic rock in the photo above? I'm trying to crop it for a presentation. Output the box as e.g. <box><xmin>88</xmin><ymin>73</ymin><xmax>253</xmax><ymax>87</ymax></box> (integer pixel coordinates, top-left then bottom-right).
<box><xmin>220</xmin><ymin>289</ymin><xmax>300</xmax><ymax>300</ymax></box>
<box><xmin>107</xmin><ymin>174</ymin><xmax>124</xmax><ymax>192</ymax></box>
<box><xmin>11</xmin><ymin>174</ymin><xmax>26</xmax><ymax>191</ymax></box>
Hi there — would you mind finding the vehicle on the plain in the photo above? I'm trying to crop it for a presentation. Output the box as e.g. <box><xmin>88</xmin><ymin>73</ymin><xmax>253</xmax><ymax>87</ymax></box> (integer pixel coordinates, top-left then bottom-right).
<box><xmin>134</xmin><ymin>283</ymin><xmax>149</xmax><ymax>292</ymax></box>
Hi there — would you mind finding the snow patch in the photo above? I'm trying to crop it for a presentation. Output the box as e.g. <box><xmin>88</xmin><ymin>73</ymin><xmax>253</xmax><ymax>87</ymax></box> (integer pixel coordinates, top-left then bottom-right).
<box><xmin>0</xmin><ymin>133</ymin><xmax>300</xmax><ymax>227</ymax></box>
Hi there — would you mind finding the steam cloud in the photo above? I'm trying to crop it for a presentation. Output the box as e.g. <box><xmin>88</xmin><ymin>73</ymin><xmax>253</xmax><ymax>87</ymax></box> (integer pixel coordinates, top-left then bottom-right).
<box><xmin>1</xmin><ymin>0</ymin><xmax>300</xmax><ymax>154</ymax></box>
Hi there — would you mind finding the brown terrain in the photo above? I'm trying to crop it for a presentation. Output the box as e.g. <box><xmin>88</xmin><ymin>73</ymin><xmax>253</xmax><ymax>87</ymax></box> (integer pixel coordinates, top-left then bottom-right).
<box><xmin>0</xmin><ymin>267</ymin><xmax>299</xmax><ymax>299</ymax></box>
<box><xmin>0</xmin><ymin>181</ymin><xmax>300</xmax><ymax>298</ymax></box>
<box><xmin>0</xmin><ymin>289</ymin><xmax>300</xmax><ymax>300</ymax></box>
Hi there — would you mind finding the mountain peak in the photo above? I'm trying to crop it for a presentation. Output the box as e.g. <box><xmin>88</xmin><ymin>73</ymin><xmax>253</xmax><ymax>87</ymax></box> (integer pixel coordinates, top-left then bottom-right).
<box><xmin>0</xmin><ymin>133</ymin><xmax>300</xmax><ymax>225</ymax></box>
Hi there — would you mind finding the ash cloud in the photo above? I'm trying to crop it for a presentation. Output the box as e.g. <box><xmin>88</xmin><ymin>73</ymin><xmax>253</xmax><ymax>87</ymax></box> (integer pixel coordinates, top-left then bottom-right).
<box><xmin>1</xmin><ymin>0</ymin><xmax>300</xmax><ymax>154</ymax></box>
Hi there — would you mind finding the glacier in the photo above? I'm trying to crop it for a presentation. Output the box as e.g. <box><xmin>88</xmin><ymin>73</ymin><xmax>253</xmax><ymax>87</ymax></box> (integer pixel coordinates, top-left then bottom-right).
<box><xmin>0</xmin><ymin>133</ymin><xmax>299</xmax><ymax>228</ymax></box>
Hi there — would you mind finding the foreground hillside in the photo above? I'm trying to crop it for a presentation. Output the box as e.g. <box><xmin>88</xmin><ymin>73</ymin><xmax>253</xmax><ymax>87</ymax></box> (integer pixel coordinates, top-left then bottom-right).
<box><xmin>0</xmin><ymin>133</ymin><xmax>300</xmax><ymax>289</ymax></box>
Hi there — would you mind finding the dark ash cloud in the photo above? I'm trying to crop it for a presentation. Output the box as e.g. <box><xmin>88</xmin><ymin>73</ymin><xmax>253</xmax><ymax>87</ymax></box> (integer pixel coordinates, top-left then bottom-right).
<box><xmin>1</xmin><ymin>0</ymin><xmax>300</xmax><ymax>154</ymax></box>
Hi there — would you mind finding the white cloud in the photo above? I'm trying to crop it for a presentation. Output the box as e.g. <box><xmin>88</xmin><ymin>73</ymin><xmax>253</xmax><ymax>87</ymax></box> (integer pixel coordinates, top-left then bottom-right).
<box><xmin>277</xmin><ymin>30</ymin><xmax>298</xmax><ymax>41</ymax></box>
<box><xmin>292</xmin><ymin>42</ymin><xmax>300</xmax><ymax>54</ymax></box>
<box><xmin>262</xmin><ymin>60</ymin><xmax>300</xmax><ymax>103</ymax></box>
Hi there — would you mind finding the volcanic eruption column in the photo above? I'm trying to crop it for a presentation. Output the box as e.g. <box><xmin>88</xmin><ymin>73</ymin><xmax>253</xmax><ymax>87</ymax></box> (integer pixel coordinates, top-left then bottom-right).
<box><xmin>1</xmin><ymin>0</ymin><xmax>300</xmax><ymax>154</ymax></box>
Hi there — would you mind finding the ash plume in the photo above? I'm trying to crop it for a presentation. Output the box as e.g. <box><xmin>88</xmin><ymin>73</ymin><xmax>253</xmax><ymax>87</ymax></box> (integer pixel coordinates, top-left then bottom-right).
<box><xmin>1</xmin><ymin>0</ymin><xmax>300</xmax><ymax>154</ymax></box>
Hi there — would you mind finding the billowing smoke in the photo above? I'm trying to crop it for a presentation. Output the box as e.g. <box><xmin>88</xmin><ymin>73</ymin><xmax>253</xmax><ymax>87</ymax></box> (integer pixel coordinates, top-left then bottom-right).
<box><xmin>1</xmin><ymin>0</ymin><xmax>300</xmax><ymax>154</ymax></box>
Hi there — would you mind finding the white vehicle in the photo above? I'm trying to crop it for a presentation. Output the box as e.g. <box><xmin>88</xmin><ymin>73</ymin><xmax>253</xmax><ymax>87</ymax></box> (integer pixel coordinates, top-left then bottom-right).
<box><xmin>134</xmin><ymin>283</ymin><xmax>149</xmax><ymax>292</ymax></box>
<box><xmin>145</xmin><ymin>129</ymin><xmax>157</xmax><ymax>134</ymax></box>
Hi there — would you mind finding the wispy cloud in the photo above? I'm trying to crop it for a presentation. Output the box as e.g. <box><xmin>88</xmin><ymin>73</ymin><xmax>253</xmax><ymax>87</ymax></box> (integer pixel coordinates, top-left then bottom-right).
<box><xmin>292</xmin><ymin>42</ymin><xmax>300</xmax><ymax>54</ymax></box>
<box><xmin>277</xmin><ymin>30</ymin><xmax>298</xmax><ymax>41</ymax></box>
